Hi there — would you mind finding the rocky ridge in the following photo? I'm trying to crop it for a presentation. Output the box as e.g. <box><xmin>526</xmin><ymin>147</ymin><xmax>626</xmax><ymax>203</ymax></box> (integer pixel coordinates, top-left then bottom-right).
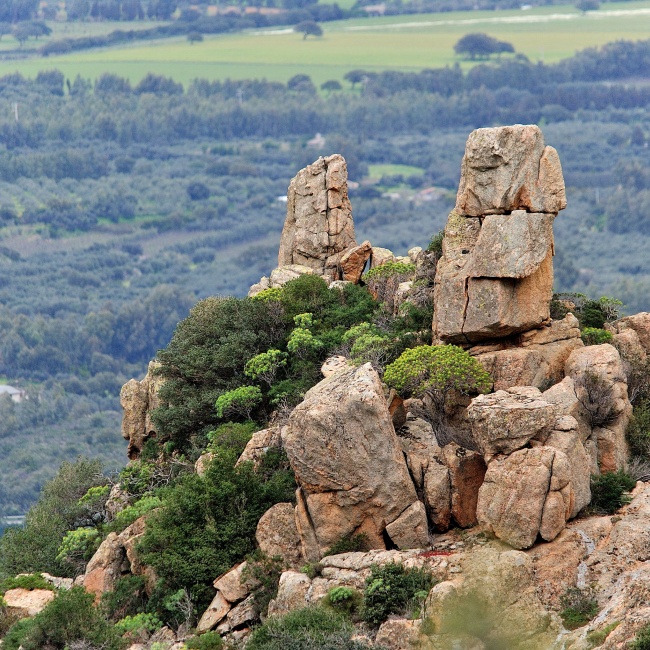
<box><xmin>106</xmin><ymin>126</ymin><xmax>650</xmax><ymax>648</ymax></box>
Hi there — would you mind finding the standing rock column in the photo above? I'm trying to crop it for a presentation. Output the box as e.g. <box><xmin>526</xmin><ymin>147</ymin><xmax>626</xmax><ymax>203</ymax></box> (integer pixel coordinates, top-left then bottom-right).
<box><xmin>433</xmin><ymin>125</ymin><xmax>567</xmax><ymax>344</ymax></box>
<box><xmin>278</xmin><ymin>154</ymin><xmax>357</xmax><ymax>282</ymax></box>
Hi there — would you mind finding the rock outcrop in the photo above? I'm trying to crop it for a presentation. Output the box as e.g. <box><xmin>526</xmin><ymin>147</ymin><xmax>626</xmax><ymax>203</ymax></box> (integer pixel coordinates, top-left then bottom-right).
<box><xmin>477</xmin><ymin>446</ymin><xmax>573</xmax><ymax>549</ymax></box>
<box><xmin>433</xmin><ymin>125</ymin><xmax>566</xmax><ymax>344</ymax></box>
<box><xmin>282</xmin><ymin>363</ymin><xmax>428</xmax><ymax>555</ymax></box>
<box><xmin>3</xmin><ymin>588</ymin><xmax>56</xmax><ymax>618</ymax></box>
<box><xmin>278</xmin><ymin>154</ymin><xmax>356</xmax><ymax>282</ymax></box>
<box><xmin>120</xmin><ymin>361</ymin><xmax>164</xmax><ymax>459</ymax></box>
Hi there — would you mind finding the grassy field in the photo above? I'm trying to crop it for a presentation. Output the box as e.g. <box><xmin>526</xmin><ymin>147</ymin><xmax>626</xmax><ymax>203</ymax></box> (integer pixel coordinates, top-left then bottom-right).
<box><xmin>0</xmin><ymin>1</ymin><xmax>649</xmax><ymax>86</ymax></box>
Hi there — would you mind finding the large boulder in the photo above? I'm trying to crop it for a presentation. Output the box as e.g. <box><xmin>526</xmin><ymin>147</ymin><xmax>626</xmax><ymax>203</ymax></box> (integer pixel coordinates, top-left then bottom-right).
<box><xmin>278</xmin><ymin>154</ymin><xmax>356</xmax><ymax>282</ymax></box>
<box><xmin>282</xmin><ymin>363</ymin><xmax>427</xmax><ymax>554</ymax></box>
<box><xmin>455</xmin><ymin>124</ymin><xmax>566</xmax><ymax>216</ymax></box>
<box><xmin>3</xmin><ymin>588</ymin><xmax>56</xmax><ymax>618</ymax></box>
<box><xmin>120</xmin><ymin>361</ymin><xmax>163</xmax><ymax>459</ymax></box>
<box><xmin>256</xmin><ymin>503</ymin><xmax>303</xmax><ymax>567</ymax></box>
<box><xmin>467</xmin><ymin>388</ymin><xmax>557</xmax><ymax>458</ymax></box>
<box><xmin>477</xmin><ymin>446</ymin><xmax>573</xmax><ymax>549</ymax></box>
<box><xmin>340</xmin><ymin>240</ymin><xmax>372</xmax><ymax>283</ymax></box>
<box><xmin>608</xmin><ymin>312</ymin><xmax>650</xmax><ymax>356</ymax></box>
<box><xmin>79</xmin><ymin>532</ymin><xmax>127</xmax><ymax>599</ymax></box>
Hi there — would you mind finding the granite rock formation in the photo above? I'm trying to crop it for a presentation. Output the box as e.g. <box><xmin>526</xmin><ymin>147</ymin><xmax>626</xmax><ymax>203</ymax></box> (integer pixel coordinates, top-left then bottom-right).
<box><xmin>281</xmin><ymin>363</ymin><xmax>428</xmax><ymax>556</ymax></box>
<box><xmin>278</xmin><ymin>153</ymin><xmax>356</xmax><ymax>282</ymax></box>
<box><xmin>433</xmin><ymin>125</ymin><xmax>566</xmax><ymax>344</ymax></box>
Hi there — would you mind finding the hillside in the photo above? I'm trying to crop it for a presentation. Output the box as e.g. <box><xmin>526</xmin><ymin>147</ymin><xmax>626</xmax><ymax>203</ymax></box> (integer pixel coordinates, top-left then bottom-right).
<box><xmin>2</xmin><ymin>124</ymin><xmax>650</xmax><ymax>649</ymax></box>
<box><xmin>0</xmin><ymin>36</ymin><xmax>650</xmax><ymax>515</ymax></box>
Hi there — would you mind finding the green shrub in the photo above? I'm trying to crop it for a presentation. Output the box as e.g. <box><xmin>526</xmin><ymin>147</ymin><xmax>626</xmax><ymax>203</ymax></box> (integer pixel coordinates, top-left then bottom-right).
<box><xmin>630</xmin><ymin>623</ymin><xmax>650</xmax><ymax>650</ymax></box>
<box><xmin>559</xmin><ymin>587</ymin><xmax>599</xmax><ymax>630</ymax></box>
<box><xmin>137</xmin><ymin>440</ymin><xmax>296</xmax><ymax>619</ymax></box>
<box><xmin>427</xmin><ymin>231</ymin><xmax>444</xmax><ymax>254</ymax></box>
<box><xmin>185</xmin><ymin>631</ymin><xmax>224</xmax><ymax>649</ymax></box>
<box><xmin>586</xmin><ymin>621</ymin><xmax>619</xmax><ymax>648</ymax></box>
<box><xmin>55</xmin><ymin>527</ymin><xmax>102</xmax><ymax>574</ymax></box>
<box><xmin>206</xmin><ymin>420</ymin><xmax>257</xmax><ymax>454</ymax></box>
<box><xmin>322</xmin><ymin>586</ymin><xmax>363</xmax><ymax>617</ymax></box>
<box><xmin>581</xmin><ymin>327</ymin><xmax>613</xmax><ymax>346</ymax></box>
<box><xmin>3</xmin><ymin>586</ymin><xmax>124</xmax><ymax>650</ymax></box>
<box><xmin>1</xmin><ymin>573</ymin><xmax>55</xmax><ymax>594</ymax></box>
<box><xmin>590</xmin><ymin>471</ymin><xmax>636</xmax><ymax>514</ymax></box>
<box><xmin>627</xmin><ymin>401</ymin><xmax>650</xmax><ymax>458</ymax></box>
<box><xmin>362</xmin><ymin>563</ymin><xmax>435</xmax><ymax>626</ymax></box>
<box><xmin>300</xmin><ymin>562</ymin><xmax>323</xmax><ymax>580</ymax></box>
<box><xmin>215</xmin><ymin>385</ymin><xmax>263</xmax><ymax>420</ymax></box>
<box><xmin>101</xmin><ymin>575</ymin><xmax>148</xmax><ymax>621</ymax></box>
<box><xmin>581</xmin><ymin>300</ymin><xmax>607</xmax><ymax>329</ymax></box>
<box><xmin>114</xmin><ymin>612</ymin><xmax>162</xmax><ymax>638</ymax></box>
<box><xmin>245</xmin><ymin>349</ymin><xmax>288</xmax><ymax>386</ymax></box>
<box><xmin>384</xmin><ymin>344</ymin><xmax>491</xmax><ymax>403</ymax></box>
<box><xmin>364</xmin><ymin>261</ymin><xmax>416</xmax><ymax>282</ymax></box>
<box><xmin>153</xmin><ymin>296</ymin><xmax>287</xmax><ymax>452</ymax></box>
<box><xmin>109</xmin><ymin>495</ymin><xmax>163</xmax><ymax>533</ymax></box>
<box><xmin>323</xmin><ymin>533</ymin><xmax>369</xmax><ymax>557</ymax></box>
<box><xmin>246</xmin><ymin>606</ymin><xmax>366</xmax><ymax>650</ymax></box>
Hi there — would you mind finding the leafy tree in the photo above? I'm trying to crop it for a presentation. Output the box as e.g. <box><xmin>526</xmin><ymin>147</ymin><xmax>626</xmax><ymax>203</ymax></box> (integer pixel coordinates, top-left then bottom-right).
<box><xmin>244</xmin><ymin>349</ymin><xmax>288</xmax><ymax>386</ymax></box>
<box><xmin>294</xmin><ymin>20</ymin><xmax>323</xmax><ymax>39</ymax></box>
<box><xmin>321</xmin><ymin>79</ymin><xmax>342</xmax><ymax>94</ymax></box>
<box><xmin>344</xmin><ymin>69</ymin><xmax>367</xmax><ymax>89</ymax></box>
<box><xmin>576</xmin><ymin>0</ymin><xmax>599</xmax><ymax>11</ymax></box>
<box><xmin>0</xmin><ymin>458</ymin><xmax>107</xmax><ymax>580</ymax></box>
<box><xmin>287</xmin><ymin>73</ymin><xmax>317</xmax><ymax>93</ymax></box>
<box><xmin>215</xmin><ymin>385</ymin><xmax>263</xmax><ymax>420</ymax></box>
<box><xmin>187</xmin><ymin>181</ymin><xmax>210</xmax><ymax>201</ymax></box>
<box><xmin>454</xmin><ymin>33</ymin><xmax>515</xmax><ymax>60</ymax></box>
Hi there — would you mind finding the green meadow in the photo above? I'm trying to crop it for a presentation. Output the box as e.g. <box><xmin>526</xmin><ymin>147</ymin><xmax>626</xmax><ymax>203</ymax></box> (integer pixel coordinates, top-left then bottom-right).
<box><xmin>1</xmin><ymin>0</ymin><xmax>649</xmax><ymax>86</ymax></box>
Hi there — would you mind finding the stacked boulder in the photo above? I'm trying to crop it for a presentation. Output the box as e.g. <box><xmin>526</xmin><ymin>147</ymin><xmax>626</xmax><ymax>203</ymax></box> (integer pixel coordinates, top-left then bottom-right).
<box><xmin>433</xmin><ymin>125</ymin><xmax>566</xmax><ymax>345</ymax></box>
<box><xmin>248</xmin><ymin>154</ymin><xmax>414</xmax><ymax>296</ymax></box>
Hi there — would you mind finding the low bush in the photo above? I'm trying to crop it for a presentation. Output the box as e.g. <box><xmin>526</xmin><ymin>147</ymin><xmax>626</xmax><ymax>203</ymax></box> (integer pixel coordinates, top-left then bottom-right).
<box><xmin>246</xmin><ymin>606</ymin><xmax>367</xmax><ymax>650</ymax></box>
<box><xmin>56</xmin><ymin>527</ymin><xmax>102</xmax><ymax>574</ymax></box>
<box><xmin>1</xmin><ymin>573</ymin><xmax>54</xmax><ymax>594</ymax></box>
<box><xmin>362</xmin><ymin>563</ymin><xmax>434</xmax><ymax>626</ymax></box>
<box><xmin>581</xmin><ymin>327</ymin><xmax>613</xmax><ymax>346</ymax></box>
<box><xmin>559</xmin><ymin>587</ymin><xmax>599</xmax><ymax>630</ymax></box>
<box><xmin>241</xmin><ymin>551</ymin><xmax>284</xmax><ymax>618</ymax></box>
<box><xmin>101</xmin><ymin>575</ymin><xmax>148</xmax><ymax>621</ymax></box>
<box><xmin>586</xmin><ymin>621</ymin><xmax>619</xmax><ymax>648</ymax></box>
<box><xmin>3</xmin><ymin>586</ymin><xmax>124</xmax><ymax>650</ymax></box>
<box><xmin>589</xmin><ymin>471</ymin><xmax>636</xmax><ymax>514</ymax></box>
<box><xmin>136</xmin><ymin>440</ymin><xmax>295</xmax><ymax>619</ymax></box>
<box><xmin>630</xmin><ymin>623</ymin><xmax>650</xmax><ymax>650</ymax></box>
<box><xmin>322</xmin><ymin>586</ymin><xmax>363</xmax><ymax>618</ymax></box>
<box><xmin>185</xmin><ymin>631</ymin><xmax>223</xmax><ymax>649</ymax></box>
<box><xmin>627</xmin><ymin>401</ymin><xmax>650</xmax><ymax>458</ymax></box>
<box><xmin>114</xmin><ymin>612</ymin><xmax>162</xmax><ymax>640</ymax></box>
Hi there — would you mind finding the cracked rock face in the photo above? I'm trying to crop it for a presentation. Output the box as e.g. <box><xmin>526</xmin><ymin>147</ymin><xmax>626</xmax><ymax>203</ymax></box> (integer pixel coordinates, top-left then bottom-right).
<box><xmin>278</xmin><ymin>154</ymin><xmax>357</xmax><ymax>282</ymax></box>
<box><xmin>433</xmin><ymin>125</ymin><xmax>566</xmax><ymax>344</ymax></box>
<box><xmin>281</xmin><ymin>363</ymin><xmax>427</xmax><ymax>555</ymax></box>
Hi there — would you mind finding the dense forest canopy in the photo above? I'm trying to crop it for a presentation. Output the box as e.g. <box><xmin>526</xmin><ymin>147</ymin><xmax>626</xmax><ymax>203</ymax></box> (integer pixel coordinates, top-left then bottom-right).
<box><xmin>0</xmin><ymin>37</ymin><xmax>649</xmax><ymax>515</ymax></box>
